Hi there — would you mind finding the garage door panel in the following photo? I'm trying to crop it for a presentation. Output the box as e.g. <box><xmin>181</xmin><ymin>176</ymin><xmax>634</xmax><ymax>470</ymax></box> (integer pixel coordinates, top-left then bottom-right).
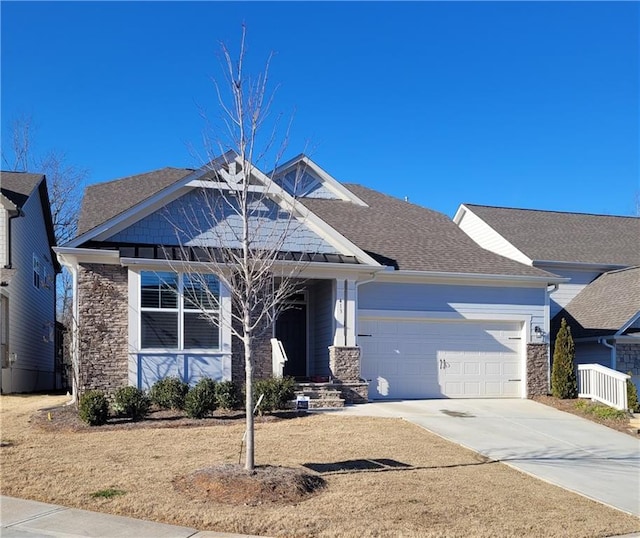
<box><xmin>359</xmin><ymin>318</ymin><xmax>523</xmax><ymax>399</ymax></box>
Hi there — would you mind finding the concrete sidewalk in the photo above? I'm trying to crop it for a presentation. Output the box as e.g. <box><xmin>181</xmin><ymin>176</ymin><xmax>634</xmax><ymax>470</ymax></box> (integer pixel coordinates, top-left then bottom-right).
<box><xmin>334</xmin><ymin>398</ymin><xmax>640</xmax><ymax>517</ymax></box>
<box><xmin>0</xmin><ymin>496</ymin><xmax>266</xmax><ymax>538</ymax></box>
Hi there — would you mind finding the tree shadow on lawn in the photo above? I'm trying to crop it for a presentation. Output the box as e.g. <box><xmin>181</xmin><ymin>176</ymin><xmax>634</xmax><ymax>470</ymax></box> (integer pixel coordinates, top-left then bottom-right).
<box><xmin>303</xmin><ymin>456</ymin><xmax>497</xmax><ymax>475</ymax></box>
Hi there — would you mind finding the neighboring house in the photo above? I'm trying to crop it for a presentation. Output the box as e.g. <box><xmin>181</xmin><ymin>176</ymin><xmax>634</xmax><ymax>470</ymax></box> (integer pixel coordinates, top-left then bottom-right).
<box><xmin>453</xmin><ymin>204</ymin><xmax>640</xmax><ymax>385</ymax></box>
<box><xmin>56</xmin><ymin>154</ymin><xmax>562</xmax><ymax>402</ymax></box>
<box><xmin>552</xmin><ymin>267</ymin><xmax>640</xmax><ymax>388</ymax></box>
<box><xmin>0</xmin><ymin>171</ymin><xmax>60</xmax><ymax>393</ymax></box>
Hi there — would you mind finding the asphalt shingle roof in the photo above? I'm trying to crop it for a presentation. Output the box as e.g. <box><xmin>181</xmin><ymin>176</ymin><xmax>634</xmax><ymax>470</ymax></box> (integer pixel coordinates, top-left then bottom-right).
<box><xmin>464</xmin><ymin>204</ymin><xmax>640</xmax><ymax>266</ymax></box>
<box><xmin>76</xmin><ymin>167</ymin><xmax>194</xmax><ymax>237</ymax></box>
<box><xmin>552</xmin><ymin>266</ymin><xmax>640</xmax><ymax>339</ymax></box>
<box><xmin>302</xmin><ymin>185</ymin><xmax>554</xmax><ymax>277</ymax></box>
<box><xmin>0</xmin><ymin>171</ymin><xmax>44</xmax><ymax>208</ymax></box>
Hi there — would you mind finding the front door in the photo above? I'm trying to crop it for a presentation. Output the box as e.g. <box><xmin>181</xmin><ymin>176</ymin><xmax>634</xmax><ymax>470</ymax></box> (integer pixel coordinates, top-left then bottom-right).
<box><xmin>276</xmin><ymin>305</ymin><xmax>307</xmax><ymax>378</ymax></box>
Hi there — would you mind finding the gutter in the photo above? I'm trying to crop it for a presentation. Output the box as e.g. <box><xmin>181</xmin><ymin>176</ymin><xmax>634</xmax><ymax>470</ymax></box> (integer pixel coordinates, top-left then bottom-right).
<box><xmin>377</xmin><ymin>269</ymin><xmax>568</xmax><ymax>285</ymax></box>
<box><xmin>598</xmin><ymin>338</ymin><xmax>616</xmax><ymax>370</ymax></box>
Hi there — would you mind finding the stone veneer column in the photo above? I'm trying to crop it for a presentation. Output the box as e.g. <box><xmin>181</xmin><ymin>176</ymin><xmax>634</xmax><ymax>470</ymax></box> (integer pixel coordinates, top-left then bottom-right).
<box><xmin>77</xmin><ymin>264</ymin><xmax>128</xmax><ymax>398</ymax></box>
<box><xmin>329</xmin><ymin>346</ymin><xmax>361</xmax><ymax>382</ymax></box>
<box><xmin>526</xmin><ymin>343</ymin><xmax>548</xmax><ymax>397</ymax></box>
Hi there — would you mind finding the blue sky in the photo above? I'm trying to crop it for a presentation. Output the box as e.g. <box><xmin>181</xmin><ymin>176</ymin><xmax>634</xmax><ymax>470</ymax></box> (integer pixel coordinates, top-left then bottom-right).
<box><xmin>2</xmin><ymin>1</ymin><xmax>638</xmax><ymax>218</ymax></box>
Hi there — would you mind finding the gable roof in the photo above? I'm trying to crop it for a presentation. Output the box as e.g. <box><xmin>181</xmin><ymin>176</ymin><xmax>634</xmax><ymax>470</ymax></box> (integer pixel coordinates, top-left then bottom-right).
<box><xmin>1</xmin><ymin>171</ymin><xmax>44</xmax><ymax>208</ymax></box>
<box><xmin>301</xmin><ymin>185</ymin><xmax>554</xmax><ymax>277</ymax></box>
<box><xmin>0</xmin><ymin>171</ymin><xmax>60</xmax><ymax>272</ymax></box>
<box><xmin>552</xmin><ymin>266</ymin><xmax>640</xmax><ymax>339</ymax></box>
<box><xmin>462</xmin><ymin>204</ymin><xmax>640</xmax><ymax>267</ymax></box>
<box><xmin>76</xmin><ymin>167</ymin><xmax>194</xmax><ymax>237</ymax></box>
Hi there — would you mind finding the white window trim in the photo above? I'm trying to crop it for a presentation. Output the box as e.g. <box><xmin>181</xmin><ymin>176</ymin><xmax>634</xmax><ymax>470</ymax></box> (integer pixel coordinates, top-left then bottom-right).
<box><xmin>132</xmin><ymin>270</ymin><xmax>231</xmax><ymax>353</ymax></box>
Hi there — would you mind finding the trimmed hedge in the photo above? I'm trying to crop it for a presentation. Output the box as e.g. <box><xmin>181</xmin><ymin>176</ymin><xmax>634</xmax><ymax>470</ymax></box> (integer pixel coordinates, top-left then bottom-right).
<box><xmin>149</xmin><ymin>377</ymin><xmax>189</xmax><ymax>410</ymax></box>
<box><xmin>253</xmin><ymin>377</ymin><xmax>296</xmax><ymax>415</ymax></box>
<box><xmin>215</xmin><ymin>380</ymin><xmax>242</xmax><ymax>410</ymax></box>
<box><xmin>78</xmin><ymin>390</ymin><xmax>109</xmax><ymax>426</ymax></box>
<box><xmin>185</xmin><ymin>378</ymin><xmax>218</xmax><ymax>419</ymax></box>
<box><xmin>114</xmin><ymin>386</ymin><xmax>151</xmax><ymax>421</ymax></box>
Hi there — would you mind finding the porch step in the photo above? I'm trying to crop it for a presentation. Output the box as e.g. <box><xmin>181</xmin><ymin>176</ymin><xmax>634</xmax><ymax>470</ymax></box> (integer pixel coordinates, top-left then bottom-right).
<box><xmin>293</xmin><ymin>382</ymin><xmax>346</xmax><ymax>409</ymax></box>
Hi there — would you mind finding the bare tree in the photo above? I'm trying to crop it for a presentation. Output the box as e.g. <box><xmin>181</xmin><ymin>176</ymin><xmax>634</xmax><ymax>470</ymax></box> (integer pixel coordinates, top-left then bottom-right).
<box><xmin>165</xmin><ymin>27</ymin><xmax>314</xmax><ymax>471</ymax></box>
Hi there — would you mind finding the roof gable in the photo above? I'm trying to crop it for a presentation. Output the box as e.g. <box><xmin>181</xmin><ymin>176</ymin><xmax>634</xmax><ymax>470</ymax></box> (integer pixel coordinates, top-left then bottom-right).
<box><xmin>0</xmin><ymin>171</ymin><xmax>43</xmax><ymax>208</ymax></box>
<box><xmin>0</xmin><ymin>170</ymin><xmax>59</xmax><ymax>272</ymax></box>
<box><xmin>76</xmin><ymin>167</ymin><xmax>194</xmax><ymax>237</ymax></box>
<box><xmin>463</xmin><ymin>204</ymin><xmax>640</xmax><ymax>267</ymax></box>
<box><xmin>553</xmin><ymin>266</ymin><xmax>640</xmax><ymax>338</ymax></box>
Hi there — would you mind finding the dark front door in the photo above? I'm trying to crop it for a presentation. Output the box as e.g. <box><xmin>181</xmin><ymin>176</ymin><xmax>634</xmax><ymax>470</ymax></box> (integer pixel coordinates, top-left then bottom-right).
<box><xmin>276</xmin><ymin>305</ymin><xmax>307</xmax><ymax>378</ymax></box>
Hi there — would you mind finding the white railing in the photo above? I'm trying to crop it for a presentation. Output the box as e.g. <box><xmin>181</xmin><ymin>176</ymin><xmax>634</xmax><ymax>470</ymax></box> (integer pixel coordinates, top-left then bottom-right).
<box><xmin>577</xmin><ymin>364</ymin><xmax>629</xmax><ymax>411</ymax></box>
<box><xmin>271</xmin><ymin>338</ymin><xmax>287</xmax><ymax>378</ymax></box>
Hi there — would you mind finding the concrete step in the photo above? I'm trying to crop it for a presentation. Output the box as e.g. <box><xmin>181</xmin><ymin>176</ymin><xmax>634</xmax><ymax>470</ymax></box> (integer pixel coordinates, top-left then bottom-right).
<box><xmin>295</xmin><ymin>390</ymin><xmax>343</xmax><ymax>399</ymax></box>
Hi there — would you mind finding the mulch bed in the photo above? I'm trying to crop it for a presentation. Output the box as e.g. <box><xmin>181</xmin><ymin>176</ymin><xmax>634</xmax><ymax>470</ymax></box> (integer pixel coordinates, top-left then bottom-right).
<box><xmin>173</xmin><ymin>464</ymin><xmax>326</xmax><ymax>505</ymax></box>
<box><xmin>532</xmin><ymin>395</ymin><xmax>639</xmax><ymax>438</ymax></box>
<box><xmin>32</xmin><ymin>404</ymin><xmax>307</xmax><ymax>433</ymax></box>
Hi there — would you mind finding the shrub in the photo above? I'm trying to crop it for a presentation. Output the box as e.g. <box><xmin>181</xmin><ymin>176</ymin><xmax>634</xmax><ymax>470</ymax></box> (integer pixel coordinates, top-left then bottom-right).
<box><xmin>575</xmin><ymin>399</ymin><xmax>628</xmax><ymax>420</ymax></box>
<box><xmin>627</xmin><ymin>375</ymin><xmax>639</xmax><ymax>413</ymax></box>
<box><xmin>78</xmin><ymin>390</ymin><xmax>109</xmax><ymax>426</ymax></box>
<box><xmin>215</xmin><ymin>380</ymin><xmax>242</xmax><ymax>410</ymax></box>
<box><xmin>149</xmin><ymin>376</ymin><xmax>189</xmax><ymax>410</ymax></box>
<box><xmin>184</xmin><ymin>378</ymin><xmax>218</xmax><ymax>419</ymax></box>
<box><xmin>551</xmin><ymin>318</ymin><xmax>577</xmax><ymax>399</ymax></box>
<box><xmin>253</xmin><ymin>377</ymin><xmax>296</xmax><ymax>415</ymax></box>
<box><xmin>113</xmin><ymin>386</ymin><xmax>151</xmax><ymax>421</ymax></box>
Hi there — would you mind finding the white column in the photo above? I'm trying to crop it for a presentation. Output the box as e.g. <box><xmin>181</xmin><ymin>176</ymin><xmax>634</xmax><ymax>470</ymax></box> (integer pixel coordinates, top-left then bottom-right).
<box><xmin>333</xmin><ymin>279</ymin><xmax>345</xmax><ymax>346</ymax></box>
<box><xmin>345</xmin><ymin>279</ymin><xmax>357</xmax><ymax>347</ymax></box>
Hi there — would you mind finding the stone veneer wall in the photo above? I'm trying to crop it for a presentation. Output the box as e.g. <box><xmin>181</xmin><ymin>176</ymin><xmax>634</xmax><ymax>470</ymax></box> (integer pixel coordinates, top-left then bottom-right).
<box><xmin>617</xmin><ymin>344</ymin><xmax>640</xmax><ymax>376</ymax></box>
<box><xmin>526</xmin><ymin>343</ymin><xmax>548</xmax><ymax>397</ymax></box>
<box><xmin>231</xmin><ymin>320</ymin><xmax>272</xmax><ymax>385</ymax></box>
<box><xmin>77</xmin><ymin>264</ymin><xmax>128</xmax><ymax>398</ymax></box>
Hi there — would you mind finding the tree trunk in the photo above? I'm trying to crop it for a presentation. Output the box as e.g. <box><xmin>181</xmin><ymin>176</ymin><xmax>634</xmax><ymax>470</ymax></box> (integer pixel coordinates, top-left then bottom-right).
<box><xmin>244</xmin><ymin>333</ymin><xmax>254</xmax><ymax>471</ymax></box>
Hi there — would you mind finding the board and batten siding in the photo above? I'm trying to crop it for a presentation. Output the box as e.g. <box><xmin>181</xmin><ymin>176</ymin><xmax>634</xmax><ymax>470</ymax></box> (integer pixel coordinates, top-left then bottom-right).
<box><xmin>309</xmin><ymin>279</ymin><xmax>334</xmax><ymax>376</ymax></box>
<box><xmin>457</xmin><ymin>208</ymin><xmax>531</xmax><ymax>265</ymax></box>
<box><xmin>1</xmin><ymin>188</ymin><xmax>55</xmax><ymax>393</ymax></box>
<box><xmin>358</xmin><ymin>281</ymin><xmax>546</xmax><ymax>340</ymax></box>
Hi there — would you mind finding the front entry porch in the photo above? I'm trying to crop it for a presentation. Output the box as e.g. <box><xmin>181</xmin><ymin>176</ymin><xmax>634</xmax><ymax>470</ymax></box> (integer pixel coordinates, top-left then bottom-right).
<box><xmin>272</xmin><ymin>277</ymin><xmax>369</xmax><ymax>405</ymax></box>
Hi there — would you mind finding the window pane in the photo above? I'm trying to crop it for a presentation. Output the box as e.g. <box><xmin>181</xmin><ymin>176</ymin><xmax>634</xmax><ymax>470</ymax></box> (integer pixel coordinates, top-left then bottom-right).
<box><xmin>184</xmin><ymin>274</ymin><xmax>219</xmax><ymax>311</ymax></box>
<box><xmin>141</xmin><ymin>272</ymin><xmax>177</xmax><ymax>308</ymax></box>
<box><xmin>183</xmin><ymin>312</ymin><xmax>219</xmax><ymax>348</ymax></box>
<box><xmin>141</xmin><ymin>311</ymin><xmax>178</xmax><ymax>348</ymax></box>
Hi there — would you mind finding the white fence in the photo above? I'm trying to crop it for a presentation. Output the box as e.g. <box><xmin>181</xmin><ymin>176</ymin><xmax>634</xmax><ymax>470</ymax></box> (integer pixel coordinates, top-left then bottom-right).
<box><xmin>577</xmin><ymin>364</ymin><xmax>629</xmax><ymax>411</ymax></box>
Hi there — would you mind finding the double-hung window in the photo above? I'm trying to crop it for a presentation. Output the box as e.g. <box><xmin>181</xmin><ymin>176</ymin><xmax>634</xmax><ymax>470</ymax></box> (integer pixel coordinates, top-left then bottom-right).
<box><xmin>140</xmin><ymin>271</ymin><xmax>220</xmax><ymax>349</ymax></box>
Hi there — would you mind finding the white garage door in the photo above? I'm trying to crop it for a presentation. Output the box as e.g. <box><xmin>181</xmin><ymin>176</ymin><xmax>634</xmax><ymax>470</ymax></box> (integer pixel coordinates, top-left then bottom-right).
<box><xmin>359</xmin><ymin>317</ymin><xmax>523</xmax><ymax>400</ymax></box>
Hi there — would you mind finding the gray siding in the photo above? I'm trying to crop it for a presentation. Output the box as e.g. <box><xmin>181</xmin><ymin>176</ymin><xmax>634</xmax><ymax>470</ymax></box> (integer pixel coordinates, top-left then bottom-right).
<box><xmin>0</xmin><ymin>206</ymin><xmax>7</xmax><ymax>267</ymax></box>
<box><xmin>539</xmin><ymin>266</ymin><xmax>602</xmax><ymax>319</ymax></box>
<box><xmin>358</xmin><ymin>281</ymin><xmax>545</xmax><ymax>341</ymax></box>
<box><xmin>309</xmin><ymin>280</ymin><xmax>334</xmax><ymax>376</ymax></box>
<box><xmin>573</xmin><ymin>342</ymin><xmax>611</xmax><ymax>368</ymax></box>
<box><xmin>108</xmin><ymin>189</ymin><xmax>339</xmax><ymax>253</ymax></box>
<box><xmin>2</xmin><ymin>188</ymin><xmax>55</xmax><ymax>393</ymax></box>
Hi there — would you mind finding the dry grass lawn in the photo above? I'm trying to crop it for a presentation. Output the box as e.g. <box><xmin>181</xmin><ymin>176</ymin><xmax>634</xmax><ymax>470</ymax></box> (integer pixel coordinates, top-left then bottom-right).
<box><xmin>1</xmin><ymin>394</ymin><xmax>638</xmax><ymax>538</ymax></box>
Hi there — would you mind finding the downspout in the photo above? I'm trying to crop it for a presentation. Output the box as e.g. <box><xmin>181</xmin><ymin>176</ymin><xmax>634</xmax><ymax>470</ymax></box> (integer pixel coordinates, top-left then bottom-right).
<box><xmin>598</xmin><ymin>338</ymin><xmax>616</xmax><ymax>370</ymax></box>
<box><xmin>4</xmin><ymin>209</ymin><xmax>23</xmax><ymax>270</ymax></box>
<box><xmin>545</xmin><ymin>283</ymin><xmax>559</xmax><ymax>392</ymax></box>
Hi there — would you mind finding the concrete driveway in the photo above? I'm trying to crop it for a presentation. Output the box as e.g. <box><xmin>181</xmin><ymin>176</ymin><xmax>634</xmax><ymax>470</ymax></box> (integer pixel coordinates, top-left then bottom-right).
<box><xmin>336</xmin><ymin>399</ymin><xmax>640</xmax><ymax>516</ymax></box>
